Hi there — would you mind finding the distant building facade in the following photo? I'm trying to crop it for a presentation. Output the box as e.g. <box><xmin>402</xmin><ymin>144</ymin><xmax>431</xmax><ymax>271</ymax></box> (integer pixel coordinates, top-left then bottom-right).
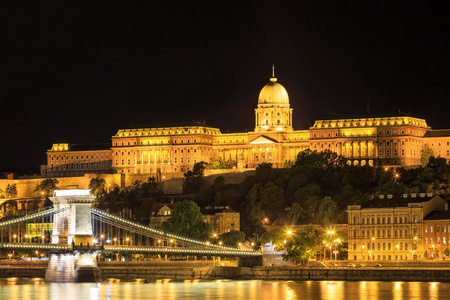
<box><xmin>148</xmin><ymin>204</ymin><xmax>240</xmax><ymax>235</ymax></box>
<box><xmin>46</xmin><ymin>143</ymin><xmax>113</xmax><ymax>177</ymax></box>
<box><xmin>423</xmin><ymin>208</ymin><xmax>450</xmax><ymax>259</ymax></box>
<box><xmin>347</xmin><ymin>194</ymin><xmax>447</xmax><ymax>261</ymax></box>
<box><xmin>45</xmin><ymin>70</ymin><xmax>450</xmax><ymax>177</ymax></box>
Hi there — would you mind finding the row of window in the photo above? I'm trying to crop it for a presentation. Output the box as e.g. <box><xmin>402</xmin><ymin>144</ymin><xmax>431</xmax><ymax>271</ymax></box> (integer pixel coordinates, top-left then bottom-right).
<box><xmin>50</xmin><ymin>162</ymin><xmax>110</xmax><ymax>170</ymax></box>
<box><xmin>353</xmin><ymin>227</ymin><xmax>417</xmax><ymax>238</ymax></box>
<box><xmin>115</xmin><ymin>156</ymin><xmax>199</xmax><ymax>166</ymax></box>
<box><xmin>352</xmin><ymin>215</ymin><xmax>417</xmax><ymax>225</ymax></box>
<box><xmin>50</xmin><ymin>154</ymin><xmax>109</xmax><ymax>160</ymax></box>
<box><xmin>353</xmin><ymin>242</ymin><xmax>414</xmax><ymax>251</ymax></box>
<box><xmin>312</xmin><ymin>129</ymin><xmax>426</xmax><ymax>138</ymax></box>
<box><xmin>114</xmin><ymin>148</ymin><xmax>199</xmax><ymax>156</ymax></box>
<box><xmin>114</xmin><ymin>138</ymin><xmax>208</xmax><ymax>147</ymax></box>
<box><xmin>425</xmin><ymin>236</ymin><xmax>448</xmax><ymax>245</ymax></box>
<box><xmin>424</xmin><ymin>225</ymin><xmax>450</xmax><ymax>233</ymax></box>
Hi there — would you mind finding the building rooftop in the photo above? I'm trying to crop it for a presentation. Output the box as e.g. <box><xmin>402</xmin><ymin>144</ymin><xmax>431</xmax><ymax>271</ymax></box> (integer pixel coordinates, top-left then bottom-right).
<box><xmin>423</xmin><ymin>209</ymin><xmax>450</xmax><ymax>221</ymax></box>
<box><xmin>361</xmin><ymin>195</ymin><xmax>434</xmax><ymax>209</ymax></box>
<box><xmin>423</xmin><ymin>129</ymin><xmax>450</xmax><ymax>138</ymax></box>
<box><xmin>49</xmin><ymin>143</ymin><xmax>111</xmax><ymax>152</ymax></box>
<box><xmin>201</xmin><ymin>206</ymin><xmax>238</xmax><ymax>215</ymax></box>
<box><xmin>149</xmin><ymin>203</ymin><xmax>175</xmax><ymax>217</ymax></box>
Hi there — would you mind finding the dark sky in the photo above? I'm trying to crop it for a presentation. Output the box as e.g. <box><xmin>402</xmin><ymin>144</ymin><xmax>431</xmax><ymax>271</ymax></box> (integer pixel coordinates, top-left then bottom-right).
<box><xmin>2</xmin><ymin>2</ymin><xmax>449</xmax><ymax>168</ymax></box>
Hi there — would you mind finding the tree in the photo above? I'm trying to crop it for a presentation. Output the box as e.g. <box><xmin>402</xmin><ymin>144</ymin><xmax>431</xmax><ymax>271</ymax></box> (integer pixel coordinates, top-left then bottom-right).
<box><xmin>319</xmin><ymin>196</ymin><xmax>339</xmax><ymax>225</ymax></box>
<box><xmin>209</xmin><ymin>157</ymin><xmax>237</xmax><ymax>169</ymax></box>
<box><xmin>34</xmin><ymin>178</ymin><xmax>59</xmax><ymax>197</ymax></box>
<box><xmin>219</xmin><ymin>230</ymin><xmax>245</xmax><ymax>247</ymax></box>
<box><xmin>161</xmin><ymin>200</ymin><xmax>212</xmax><ymax>240</ymax></box>
<box><xmin>421</xmin><ymin>147</ymin><xmax>434</xmax><ymax>166</ymax></box>
<box><xmin>5</xmin><ymin>184</ymin><xmax>18</xmax><ymax>198</ymax></box>
<box><xmin>285</xmin><ymin>202</ymin><xmax>307</xmax><ymax>224</ymax></box>
<box><xmin>283</xmin><ymin>224</ymin><xmax>318</xmax><ymax>264</ymax></box>
<box><xmin>184</xmin><ymin>162</ymin><xmax>208</xmax><ymax>193</ymax></box>
<box><xmin>444</xmin><ymin>248</ymin><xmax>450</xmax><ymax>257</ymax></box>
<box><xmin>89</xmin><ymin>177</ymin><xmax>106</xmax><ymax>198</ymax></box>
<box><xmin>260</xmin><ymin>229</ymin><xmax>289</xmax><ymax>250</ymax></box>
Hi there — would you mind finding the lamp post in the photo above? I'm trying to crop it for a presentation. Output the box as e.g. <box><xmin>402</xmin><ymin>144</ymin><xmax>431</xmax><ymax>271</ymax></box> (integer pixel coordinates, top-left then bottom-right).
<box><xmin>333</xmin><ymin>250</ymin><xmax>339</xmax><ymax>260</ymax></box>
<box><xmin>327</xmin><ymin>230</ymin><xmax>336</xmax><ymax>260</ymax></box>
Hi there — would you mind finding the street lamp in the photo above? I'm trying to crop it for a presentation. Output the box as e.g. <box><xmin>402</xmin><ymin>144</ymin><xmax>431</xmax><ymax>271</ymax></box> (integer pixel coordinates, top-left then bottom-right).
<box><xmin>113</xmin><ymin>237</ymin><xmax>117</xmax><ymax>245</ymax></box>
<box><xmin>126</xmin><ymin>237</ymin><xmax>130</xmax><ymax>245</ymax></box>
<box><xmin>157</xmin><ymin>239</ymin><xmax>161</xmax><ymax>247</ymax></box>
<box><xmin>333</xmin><ymin>250</ymin><xmax>339</xmax><ymax>260</ymax></box>
<box><xmin>35</xmin><ymin>251</ymin><xmax>39</xmax><ymax>261</ymax></box>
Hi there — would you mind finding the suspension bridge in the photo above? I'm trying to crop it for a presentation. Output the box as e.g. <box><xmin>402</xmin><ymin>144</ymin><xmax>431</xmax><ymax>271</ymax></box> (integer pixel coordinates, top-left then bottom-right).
<box><xmin>0</xmin><ymin>189</ymin><xmax>259</xmax><ymax>257</ymax></box>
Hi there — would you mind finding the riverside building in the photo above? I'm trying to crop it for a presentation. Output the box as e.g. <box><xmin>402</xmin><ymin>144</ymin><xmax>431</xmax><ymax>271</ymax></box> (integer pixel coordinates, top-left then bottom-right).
<box><xmin>347</xmin><ymin>194</ymin><xmax>447</xmax><ymax>261</ymax></box>
<box><xmin>45</xmin><ymin>69</ymin><xmax>450</xmax><ymax>177</ymax></box>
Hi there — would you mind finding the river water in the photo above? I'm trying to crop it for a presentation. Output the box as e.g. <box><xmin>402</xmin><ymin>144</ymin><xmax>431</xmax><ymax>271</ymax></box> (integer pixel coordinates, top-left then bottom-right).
<box><xmin>1</xmin><ymin>279</ymin><xmax>450</xmax><ymax>299</ymax></box>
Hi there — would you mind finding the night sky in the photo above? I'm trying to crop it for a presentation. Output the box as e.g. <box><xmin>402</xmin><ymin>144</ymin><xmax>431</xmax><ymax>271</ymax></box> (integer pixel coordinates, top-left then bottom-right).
<box><xmin>2</xmin><ymin>2</ymin><xmax>449</xmax><ymax>169</ymax></box>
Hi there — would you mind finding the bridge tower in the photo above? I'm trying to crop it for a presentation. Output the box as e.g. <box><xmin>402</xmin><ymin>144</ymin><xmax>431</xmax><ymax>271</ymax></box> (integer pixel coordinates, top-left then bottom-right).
<box><xmin>49</xmin><ymin>189</ymin><xmax>96</xmax><ymax>246</ymax></box>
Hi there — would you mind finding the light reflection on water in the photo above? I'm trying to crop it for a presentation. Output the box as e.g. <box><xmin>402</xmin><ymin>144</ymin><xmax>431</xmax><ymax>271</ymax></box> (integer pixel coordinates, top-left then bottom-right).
<box><xmin>1</xmin><ymin>279</ymin><xmax>450</xmax><ymax>300</ymax></box>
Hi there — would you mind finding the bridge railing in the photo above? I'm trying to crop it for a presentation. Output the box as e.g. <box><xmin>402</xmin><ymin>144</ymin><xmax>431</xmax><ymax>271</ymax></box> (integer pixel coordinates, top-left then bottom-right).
<box><xmin>0</xmin><ymin>206</ymin><xmax>70</xmax><ymax>228</ymax></box>
<box><xmin>91</xmin><ymin>208</ymin><xmax>256</xmax><ymax>254</ymax></box>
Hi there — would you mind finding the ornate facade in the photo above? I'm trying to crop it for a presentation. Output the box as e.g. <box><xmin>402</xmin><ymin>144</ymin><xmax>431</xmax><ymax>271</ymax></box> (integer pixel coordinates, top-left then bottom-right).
<box><xmin>347</xmin><ymin>194</ymin><xmax>447</xmax><ymax>261</ymax></box>
<box><xmin>45</xmin><ymin>70</ymin><xmax>450</xmax><ymax>177</ymax></box>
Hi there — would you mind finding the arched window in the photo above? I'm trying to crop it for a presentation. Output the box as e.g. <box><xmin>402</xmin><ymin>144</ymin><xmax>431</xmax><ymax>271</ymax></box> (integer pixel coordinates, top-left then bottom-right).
<box><xmin>414</xmin><ymin>214</ymin><xmax>418</xmax><ymax>223</ymax></box>
<box><xmin>405</xmin><ymin>243</ymin><xmax>408</xmax><ymax>250</ymax></box>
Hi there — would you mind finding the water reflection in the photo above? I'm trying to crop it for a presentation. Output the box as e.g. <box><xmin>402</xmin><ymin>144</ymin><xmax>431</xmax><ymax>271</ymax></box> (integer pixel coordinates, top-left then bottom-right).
<box><xmin>2</xmin><ymin>279</ymin><xmax>450</xmax><ymax>300</ymax></box>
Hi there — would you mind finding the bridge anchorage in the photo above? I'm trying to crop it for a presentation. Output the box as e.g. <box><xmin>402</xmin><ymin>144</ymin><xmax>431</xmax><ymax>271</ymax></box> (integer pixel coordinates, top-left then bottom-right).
<box><xmin>0</xmin><ymin>189</ymin><xmax>261</xmax><ymax>282</ymax></box>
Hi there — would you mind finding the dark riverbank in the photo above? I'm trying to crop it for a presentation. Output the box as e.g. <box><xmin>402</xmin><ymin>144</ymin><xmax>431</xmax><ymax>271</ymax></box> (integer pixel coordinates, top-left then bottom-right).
<box><xmin>2</xmin><ymin>261</ymin><xmax>450</xmax><ymax>282</ymax></box>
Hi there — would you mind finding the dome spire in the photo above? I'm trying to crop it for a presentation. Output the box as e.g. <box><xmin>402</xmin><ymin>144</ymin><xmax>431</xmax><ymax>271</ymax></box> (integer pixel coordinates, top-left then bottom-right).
<box><xmin>270</xmin><ymin>64</ymin><xmax>277</xmax><ymax>82</ymax></box>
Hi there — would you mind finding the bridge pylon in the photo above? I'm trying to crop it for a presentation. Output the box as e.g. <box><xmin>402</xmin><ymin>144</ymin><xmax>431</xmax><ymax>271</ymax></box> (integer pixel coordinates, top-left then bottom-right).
<box><xmin>49</xmin><ymin>189</ymin><xmax>96</xmax><ymax>246</ymax></box>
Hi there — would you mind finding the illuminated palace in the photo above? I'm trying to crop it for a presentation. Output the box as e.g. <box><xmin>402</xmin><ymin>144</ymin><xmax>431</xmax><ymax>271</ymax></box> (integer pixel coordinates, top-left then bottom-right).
<box><xmin>45</xmin><ymin>70</ymin><xmax>450</xmax><ymax>177</ymax></box>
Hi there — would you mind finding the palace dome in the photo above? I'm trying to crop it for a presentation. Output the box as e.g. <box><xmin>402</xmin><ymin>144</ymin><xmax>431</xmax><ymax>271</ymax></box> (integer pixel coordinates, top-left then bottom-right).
<box><xmin>258</xmin><ymin>77</ymin><xmax>289</xmax><ymax>105</ymax></box>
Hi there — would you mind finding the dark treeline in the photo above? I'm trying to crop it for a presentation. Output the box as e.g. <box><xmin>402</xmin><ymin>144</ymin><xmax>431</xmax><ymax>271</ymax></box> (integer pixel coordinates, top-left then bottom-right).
<box><xmin>186</xmin><ymin>150</ymin><xmax>450</xmax><ymax>239</ymax></box>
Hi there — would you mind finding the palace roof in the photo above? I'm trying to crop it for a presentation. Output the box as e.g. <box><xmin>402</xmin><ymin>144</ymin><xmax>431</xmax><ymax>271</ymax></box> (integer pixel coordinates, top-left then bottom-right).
<box><xmin>423</xmin><ymin>129</ymin><xmax>450</xmax><ymax>138</ymax></box>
